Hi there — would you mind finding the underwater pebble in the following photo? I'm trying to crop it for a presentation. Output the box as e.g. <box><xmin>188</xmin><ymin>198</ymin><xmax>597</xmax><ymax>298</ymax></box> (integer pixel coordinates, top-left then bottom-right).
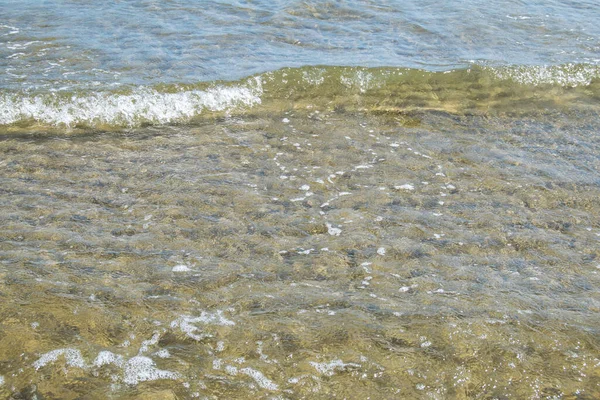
<box><xmin>326</xmin><ymin>223</ymin><xmax>342</xmax><ymax>236</ymax></box>
<box><xmin>394</xmin><ymin>183</ymin><xmax>414</xmax><ymax>190</ymax></box>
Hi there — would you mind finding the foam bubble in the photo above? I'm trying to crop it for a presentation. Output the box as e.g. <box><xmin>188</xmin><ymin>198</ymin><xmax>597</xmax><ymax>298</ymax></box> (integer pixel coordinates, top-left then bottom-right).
<box><xmin>172</xmin><ymin>265</ymin><xmax>191</xmax><ymax>272</ymax></box>
<box><xmin>310</xmin><ymin>359</ymin><xmax>361</xmax><ymax>376</ymax></box>
<box><xmin>0</xmin><ymin>78</ymin><xmax>262</xmax><ymax>128</ymax></box>
<box><xmin>340</xmin><ymin>70</ymin><xmax>377</xmax><ymax>93</ymax></box>
<box><xmin>225</xmin><ymin>365</ymin><xmax>239</xmax><ymax>376</ymax></box>
<box><xmin>123</xmin><ymin>356</ymin><xmax>179</xmax><ymax>385</ymax></box>
<box><xmin>154</xmin><ymin>349</ymin><xmax>171</xmax><ymax>359</ymax></box>
<box><xmin>171</xmin><ymin>311</ymin><xmax>235</xmax><ymax>341</ymax></box>
<box><xmin>240</xmin><ymin>367</ymin><xmax>279</xmax><ymax>391</ymax></box>
<box><xmin>0</xmin><ymin>375</ymin><xmax>4</xmax><ymax>386</ymax></box>
<box><xmin>486</xmin><ymin>64</ymin><xmax>600</xmax><ymax>87</ymax></box>
<box><xmin>33</xmin><ymin>348</ymin><xmax>87</xmax><ymax>370</ymax></box>
<box><xmin>93</xmin><ymin>351</ymin><xmax>125</xmax><ymax>368</ymax></box>
<box><xmin>138</xmin><ymin>332</ymin><xmax>161</xmax><ymax>354</ymax></box>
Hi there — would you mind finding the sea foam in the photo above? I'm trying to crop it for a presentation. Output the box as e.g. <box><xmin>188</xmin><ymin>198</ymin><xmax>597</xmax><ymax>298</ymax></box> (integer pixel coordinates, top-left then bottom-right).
<box><xmin>0</xmin><ymin>78</ymin><xmax>262</xmax><ymax>128</ymax></box>
<box><xmin>122</xmin><ymin>356</ymin><xmax>180</xmax><ymax>385</ymax></box>
<box><xmin>33</xmin><ymin>348</ymin><xmax>87</xmax><ymax>370</ymax></box>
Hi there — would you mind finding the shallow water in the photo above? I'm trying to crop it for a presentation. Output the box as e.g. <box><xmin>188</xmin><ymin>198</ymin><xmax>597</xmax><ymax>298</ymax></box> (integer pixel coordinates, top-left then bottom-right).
<box><xmin>2</xmin><ymin>1</ymin><xmax>600</xmax><ymax>399</ymax></box>
<box><xmin>1</xmin><ymin>104</ymin><xmax>600</xmax><ymax>398</ymax></box>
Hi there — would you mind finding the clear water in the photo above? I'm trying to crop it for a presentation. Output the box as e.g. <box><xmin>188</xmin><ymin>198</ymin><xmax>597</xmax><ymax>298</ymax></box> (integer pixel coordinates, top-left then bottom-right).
<box><xmin>1</xmin><ymin>1</ymin><xmax>600</xmax><ymax>399</ymax></box>
<box><xmin>1</xmin><ymin>0</ymin><xmax>600</xmax><ymax>91</ymax></box>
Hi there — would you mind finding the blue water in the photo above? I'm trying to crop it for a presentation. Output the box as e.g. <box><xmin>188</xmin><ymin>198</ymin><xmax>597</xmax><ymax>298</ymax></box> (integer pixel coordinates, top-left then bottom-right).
<box><xmin>1</xmin><ymin>0</ymin><xmax>599</xmax><ymax>91</ymax></box>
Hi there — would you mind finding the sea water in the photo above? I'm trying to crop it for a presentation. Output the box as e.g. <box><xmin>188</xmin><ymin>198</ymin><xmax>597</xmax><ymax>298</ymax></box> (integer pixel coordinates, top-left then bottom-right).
<box><xmin>1</xmin><ymin>1</ymin><xmax>600</xmax><ymax>399</ymax></box>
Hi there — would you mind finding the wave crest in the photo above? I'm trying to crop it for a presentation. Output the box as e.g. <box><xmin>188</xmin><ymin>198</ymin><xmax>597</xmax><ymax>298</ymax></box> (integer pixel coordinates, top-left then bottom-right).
<box><xmin>0</xmin><ymin>78</ymin><xmax>263</xmax><ymax>128</ymax></box>
<box><xmin>1</xmin><ymin>64</ymin><xmax>599</xmax><ymax>133</ymax></box>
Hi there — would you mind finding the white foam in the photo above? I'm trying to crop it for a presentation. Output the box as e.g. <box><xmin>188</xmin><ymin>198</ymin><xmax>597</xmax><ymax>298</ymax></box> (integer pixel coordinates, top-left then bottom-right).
<box><xmin>377</xmin><ymin>247</ymin><xmax>386</xmax><ymax>256</ymax></box>
<box><xmin>0</xmin><ymin>375</ymin><xmax>4</xmax><ymax>386</ymax></box>
<box><xmin>93</xmin><ymin>351</ymin><xmax>125</xmax><ymax>368</ymax></box>
<box><xmin>487</xmin><ymin>63</ymin><xmax>600</xmax><ymax>87</ymax></box>
<box><xmin>240</xmin><ymin>367</ymin><xmax>279</xmax><ymax>391</ymax></box>
<box><xmin>123</xmin><ymin>356</ymin><xmax>179</xmax><ymax>385</ymax></box>
<box><xmin>340</xmin><ymin>70</ymin><xmax>376</xmax><ymax>93</ymax></box>
<box><xmin>171</xmin><ymin>311</ymin><xmax>235</xmax><ymax>341</ymax></box>
<box><xmin>172</xmin><ymin>264</ymin><xmax>191</xmax><ymax>272</ymax></box>
<box><xmin>33</xmin><ymin>348</ymin><xmax>87</xmax><ymax>370</ymax></box>
<box><xmin>302</xmin><ymin>69</ymin><xmax>326</xmax><ymax>85</ymax></box>
<box><xmin>154</xmin><ymin>349</ymin><xmax>171</xmax><ymax>359</ymax></box>
<box><xmin>0</xmin><ymin>78</ymin><xmax>263</xmax><ymax>127</ymax></box>
<box><xmin>310</xmin><ymin>359</ymin><xmax>361</xmax><ymax>376</ymax></box>
<box><xmin>225</xmin><ymin>365</ymin><xmax>239</xmax><ymax>376</ymax></box>
<box><xmin>138</xmin><ymin>332</ymin><xmax>161</xmax><ymax>354</ymax></box>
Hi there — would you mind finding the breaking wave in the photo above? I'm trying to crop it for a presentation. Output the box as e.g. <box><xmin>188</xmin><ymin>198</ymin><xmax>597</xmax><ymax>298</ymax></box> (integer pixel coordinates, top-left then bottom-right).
<box><xmin>1</xmin><ymin>63</ymin><xmax>599</xmax><ymax>132</ymax></box>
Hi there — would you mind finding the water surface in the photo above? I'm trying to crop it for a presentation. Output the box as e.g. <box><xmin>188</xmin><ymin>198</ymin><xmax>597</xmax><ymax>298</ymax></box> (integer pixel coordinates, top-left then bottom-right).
<box><xmin>1</xmin><ymin>1</ymin><xmax>600</xmax><ymax>399</ymax></box>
